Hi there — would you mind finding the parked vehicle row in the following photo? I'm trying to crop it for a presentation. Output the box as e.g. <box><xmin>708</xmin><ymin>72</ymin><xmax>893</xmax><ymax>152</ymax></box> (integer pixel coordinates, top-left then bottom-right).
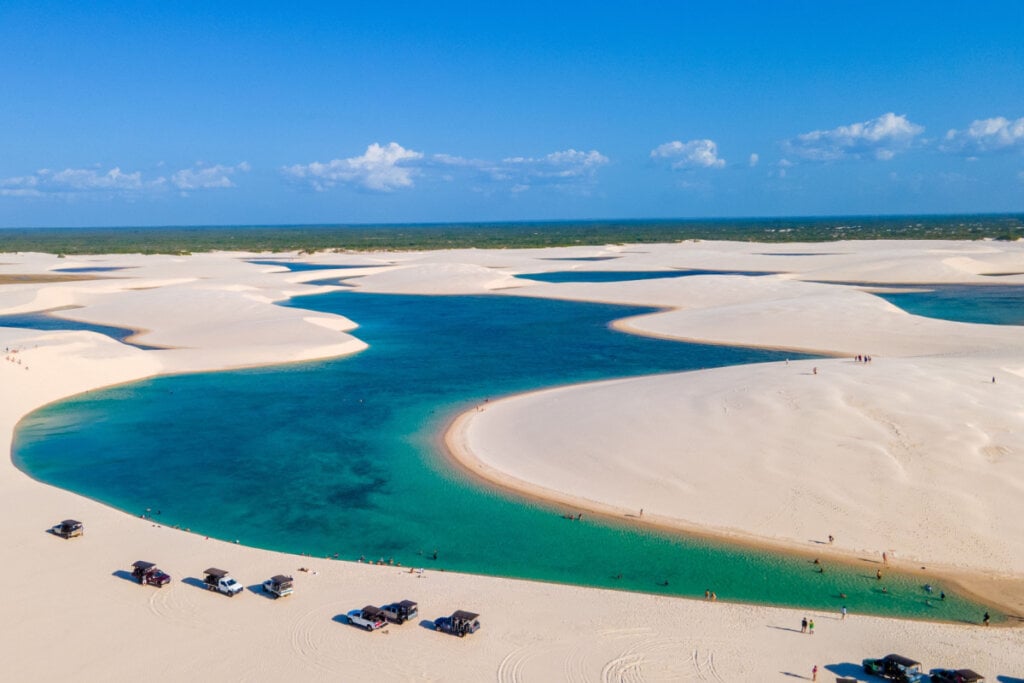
<box><xmin>342</xmin><ymin>602</ymin><xmax>480</xmax><ymax>638</ymax></box>
<box><xmin>863</xmin><ymin>654</ymin><xmax>985</xmax><ymax>683</ymax></box>
<box><xmin>60</xmin><ymin>519</ymin><xmax>480</xmax><ymax>641</ymax></box>
<box><xmin>128</xmin><ymin>560</ymin><xmax>290</xmax><ymax>599</ymax></box>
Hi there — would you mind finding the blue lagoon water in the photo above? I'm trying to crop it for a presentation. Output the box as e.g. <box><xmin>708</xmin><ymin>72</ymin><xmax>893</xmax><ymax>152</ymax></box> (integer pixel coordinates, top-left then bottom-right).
<box><xmin>0</xmin><ymin>310</ymin><xmax>163</xmax><ymax>350</ymax></box>
<box><xmin>12</xmin><ymin>291</ymin><xmax>990</xmax><ymax>621</ymax></box>
<box><xmin>517</xmin><ymin>268</ymin><xmax>776</xmax><ymax>283</ymax></box>
<box><xmin>875</xmin><ymin>284</ymin><xmax>1024</xmax><ymax>326</ymax></box>
<box><xmin>247</xmin><ymin>260</ymin><xmax>371</xmax><ymax>272</ymax></box>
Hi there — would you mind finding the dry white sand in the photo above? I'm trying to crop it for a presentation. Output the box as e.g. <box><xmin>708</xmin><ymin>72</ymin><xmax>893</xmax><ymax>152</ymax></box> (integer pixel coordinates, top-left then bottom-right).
<box><xmin>2</xmin><ymin>243</ymin><xmax>1023</xmax><ymax>681</ymax></box>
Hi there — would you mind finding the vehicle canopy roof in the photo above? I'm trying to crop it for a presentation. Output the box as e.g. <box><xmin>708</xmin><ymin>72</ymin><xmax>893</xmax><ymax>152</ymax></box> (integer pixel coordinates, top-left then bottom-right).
<box><xmin>270</xmin><ymin>575</ymin><xmax>292</xmax><ymax>584</ymax></box>
<box><xmin>59</xmin><ymin>519</ymin><xmax>82</xmax><ymax>527</ymax></box>
<box><xmin>451</xmin><ymin>610</ymin><xmax>479</xmax><ymax>621</ymax></box>
<box><xmin>884</xmin><ymin>655</ymin><xmax>922</xmax><ymax>667</ymax></box>
<box><xmin>361</xmin><ymin>606</ymin><xmax>385</xmax><ymax>618</ymax></box>
<box><xmin>132</xmin><ymin>561</ymin><xmax>156</xmax><ymax>571</ymax></box>
<box><xmin>397</xmin><ymin>600</ymin><xmax>417</xmax><ymax>610</ymax></box>
<box><xmin>204</xmin><ymin>568</ymin><xmax>229</xmax><ymax>579</ymax></box>
<box><xmin>954</xmin><ymin>671</ymin><xmax>984</xmax><ymax>682</ymax></box>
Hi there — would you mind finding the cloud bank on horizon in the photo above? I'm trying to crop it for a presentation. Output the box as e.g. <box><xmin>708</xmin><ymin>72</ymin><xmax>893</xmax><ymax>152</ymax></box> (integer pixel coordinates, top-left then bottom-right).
<box><xmin>5</xmin><ymin>112</ymin><xmax>1018</xmax><ymax>201</ymax></box>
<box><xmin>1</xmin><ymin>163</ymin><xmax>250</xmax><ymax>198</ymax></box>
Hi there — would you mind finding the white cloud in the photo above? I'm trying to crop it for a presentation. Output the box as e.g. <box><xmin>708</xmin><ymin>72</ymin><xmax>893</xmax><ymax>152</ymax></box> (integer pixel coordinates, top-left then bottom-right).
<box><xmin>1</xmin><ymin>163</ymin><xmax>247</xmax><ymax>198</ymax></box>
<box><xmin>171</xmin><ymin>162</ymin><xmax>250</xmax><ymax>190</ymax></box>
<box><xmin>943</xmin><ymin>116</ymin><xmax>1024</xmax><ymax>153</ymax></box>
<box><xmin>783</xmin><ymin>112</ymin><xmax>923</xmax><ymax>161</ymax></box>
<box><xmin>0</xmin><ymin>166</ymin><xmax>154</xmax><ymax>197</ymax></box>
<box><xmin>498</xmin><ymin>149</ymin><xmax>608</xmax><ymax>179</ymax></box>
<box><xmin>651</xmin><ymin>139</ymin><xmax>725</xmax><ymax>169</ymax></box>
<box><xmin>283</xmin><ymin>142</ymin><xmax>424</xmax><ymax>191</ymax></box>
<box><xmin>749</xmin><ymin>153</ymin><xmax>759</xmax><ymax>167</ymax></box>
<box><xmin>285</xmin><ymin>145</ymin><xmax>609</xmax><ymax>194</ymax></box>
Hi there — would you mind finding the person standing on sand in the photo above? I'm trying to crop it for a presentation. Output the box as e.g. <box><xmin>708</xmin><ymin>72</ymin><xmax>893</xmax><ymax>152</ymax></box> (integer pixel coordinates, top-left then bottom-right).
<box><xmin>983</xmin><ymin>611</ymin><xmax>990</xmax><ymax>626</ymax></box>
<box><xmin>808</xmin><ymin>618</ymin><xmax>815</xmax><ymax>634</ymax></box>
<box><xmin>812</xmin><ymin>664</ymin><xmax>818</xmax><ymax>681</ymax></box>
<box><xmin>801</xmin><ymin>617</ymin><xmax>807</xmax><ymax>633</ymax></box>
<box><xmin>841</xmin><ymin>605</ymin><xmax>847</xmax><ymax>620</ymax></box>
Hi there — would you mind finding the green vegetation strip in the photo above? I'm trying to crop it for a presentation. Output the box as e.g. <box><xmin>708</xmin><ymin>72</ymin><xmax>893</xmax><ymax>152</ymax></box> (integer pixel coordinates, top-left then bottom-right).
<box><xmin>1</xmin><ymin>215</ymin><xmax>1022</xmax><ymax>255</ymax></box>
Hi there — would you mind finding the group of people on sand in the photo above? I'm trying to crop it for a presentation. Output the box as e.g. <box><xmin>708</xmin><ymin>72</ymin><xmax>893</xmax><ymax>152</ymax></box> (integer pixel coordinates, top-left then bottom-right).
<box><xmin>800</xmin><ymin>616</ymin><xmax>815</xmax><ymax>634</ymax></box>
<box><xmin>703</xmin><ymin>589</ymin><xmax>717</xmax><ymax>601</ymax></box>
<box><xmin>854</xmin><ymin>354</ymin><xmax>872</xmax><ymax>363</ymax></box>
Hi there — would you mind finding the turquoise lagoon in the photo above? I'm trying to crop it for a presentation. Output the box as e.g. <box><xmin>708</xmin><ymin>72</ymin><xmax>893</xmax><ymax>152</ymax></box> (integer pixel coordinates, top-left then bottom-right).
<box><xmin>11</xmin><ymin>290</ymin><xmax>993</xmax><ymax>622</ymax></box>
<box><xmin>0</xmin><ymin>310</ymin><xmax>162</xmax><ymax>350</ymax></box>
<box><xmin>874</xmin><ymin>284</ymin><xmax>1024</xmax><ymax>327</ymax></box>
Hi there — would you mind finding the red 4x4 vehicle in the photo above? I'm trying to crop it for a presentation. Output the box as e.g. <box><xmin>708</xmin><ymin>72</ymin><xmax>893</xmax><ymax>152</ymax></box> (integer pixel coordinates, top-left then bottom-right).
<box><xmin>131</xmin><ymin>561</ymin><xmax>171</xmax><ymax>587</ymax></box>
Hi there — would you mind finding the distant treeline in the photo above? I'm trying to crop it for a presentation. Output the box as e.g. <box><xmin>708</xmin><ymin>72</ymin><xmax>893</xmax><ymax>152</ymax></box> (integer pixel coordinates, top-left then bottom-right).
<box><xmin>1</xmin><ymin>215</ymin><xmax>1021</xmax><ymax>255</ymax></box>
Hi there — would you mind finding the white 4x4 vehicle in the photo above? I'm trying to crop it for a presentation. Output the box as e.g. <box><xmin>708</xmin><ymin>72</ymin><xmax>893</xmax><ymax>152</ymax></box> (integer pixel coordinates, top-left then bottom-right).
<box><xmin>203</xmin><ymin>568</ymin><xmax>243</xmax><ymax>597</ymax></box>
<box><xmin>345</xmin><ymin>606</ymin><xmax>387</xmax><ymax>631</ymax></box>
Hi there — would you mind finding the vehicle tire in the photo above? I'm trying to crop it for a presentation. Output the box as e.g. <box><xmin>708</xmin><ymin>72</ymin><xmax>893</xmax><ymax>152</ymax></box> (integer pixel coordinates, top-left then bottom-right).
<box><xmin>435</xmin><ymin>625</ymin><xmax>441</xmax><ymax>632</ymax></box>
<box><xmin>365</xmin><ymin>624</ymin><xmax>373</xmax><ymax>632</ymax></box>
<box><xmin>459</xmin><ymin>631</ymin><xmax>465</xmax><ymax>638</ymax></box>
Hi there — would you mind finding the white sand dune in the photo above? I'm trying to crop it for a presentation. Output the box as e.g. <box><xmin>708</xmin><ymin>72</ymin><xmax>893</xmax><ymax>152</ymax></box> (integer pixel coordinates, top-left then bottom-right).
<box><xmin>2</xmin><ymin>242</ymin><xmax>1023</xmax><ymax>681</ymax></box>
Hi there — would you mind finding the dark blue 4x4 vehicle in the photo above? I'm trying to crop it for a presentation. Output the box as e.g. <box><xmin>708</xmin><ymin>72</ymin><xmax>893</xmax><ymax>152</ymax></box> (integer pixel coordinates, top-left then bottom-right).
<box><xmin>434</xmin><ymin>610</ymin><xmax>480</xmax><ymax>637</ymax></box>
<box><xmin>862</xmin><ymin>654</ymin><xmax>926</xmax><ymax>682</ymax></box>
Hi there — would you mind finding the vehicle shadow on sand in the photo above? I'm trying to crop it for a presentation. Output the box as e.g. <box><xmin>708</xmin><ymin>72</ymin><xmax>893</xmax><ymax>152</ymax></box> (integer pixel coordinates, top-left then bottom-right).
<box><xmin>246</xmin><ymin>584</ymin><xmax>277</xmax><ymax>600</ymax></box>
<box><xmin>181</xmin><ymin>576</ymin><xmax>209</xmax><ymax>591</ymax></box>
<box><xmin>825</xmin><ymin>662</ymin><xmax>870</xmax><ymax>679</ymax></box>
<box><xmin>417</xmin><ymin>618</ymin><xmax>437</xmax><ymax>631</ymax></box>
<box><xmin>997</xmin><ymin>676</ymin><xmax>1024</xmax><ymax>682</ymax></box>
<box><xmin>331</xmin><ymin>614</ymin><xmax>352</xmax><ymax>626</ymax></box>
<box><xmin>111</xmin><ymin>570</ymin><xmax>139</xmax><ymax>584</ymax></box>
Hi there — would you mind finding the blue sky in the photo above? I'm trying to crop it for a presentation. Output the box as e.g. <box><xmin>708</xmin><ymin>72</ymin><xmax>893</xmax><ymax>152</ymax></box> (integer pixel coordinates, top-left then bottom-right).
<box><xmin>1</xmin><ymin>1</ymin><xmax>1022</xmax><ymax>227</ymax></box>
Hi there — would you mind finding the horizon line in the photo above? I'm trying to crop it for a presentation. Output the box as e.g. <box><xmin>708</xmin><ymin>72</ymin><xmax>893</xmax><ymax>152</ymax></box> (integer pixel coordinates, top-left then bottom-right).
<box><xmin>3</xmin><ymin>211</ymin><xmax>1023</xmax><ymax>231</ymax></box>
